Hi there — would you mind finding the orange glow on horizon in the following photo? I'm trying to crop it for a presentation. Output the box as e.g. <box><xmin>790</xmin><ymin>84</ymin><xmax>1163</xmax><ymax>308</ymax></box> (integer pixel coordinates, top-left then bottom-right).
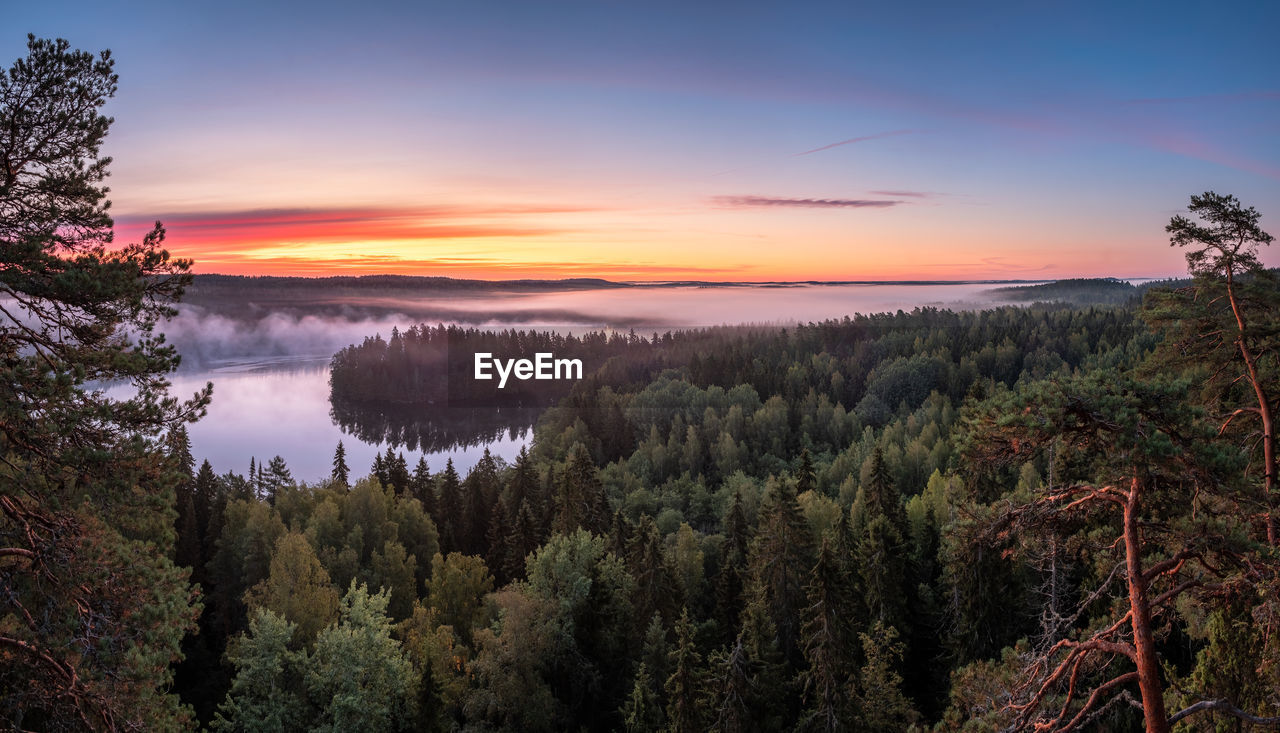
<box><xmin>111</xmin><ymin>200</ymin><xmax>1204</xmax><ymax>283</ymax></box>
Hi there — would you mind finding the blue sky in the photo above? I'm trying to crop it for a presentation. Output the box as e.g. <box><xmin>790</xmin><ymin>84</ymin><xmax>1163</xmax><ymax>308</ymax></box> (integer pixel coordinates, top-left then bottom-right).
<box><xmin>7</xmin><ymin>0</ymin><xmax>1278</xmax><ymax>279</ymax></box>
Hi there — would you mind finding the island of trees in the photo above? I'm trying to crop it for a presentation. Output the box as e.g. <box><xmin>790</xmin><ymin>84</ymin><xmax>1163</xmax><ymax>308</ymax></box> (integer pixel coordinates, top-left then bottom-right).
<box><xmin>3</xmin><ymin>34</ymin><xmax>1279</xmax><ymax>733</ymax></box>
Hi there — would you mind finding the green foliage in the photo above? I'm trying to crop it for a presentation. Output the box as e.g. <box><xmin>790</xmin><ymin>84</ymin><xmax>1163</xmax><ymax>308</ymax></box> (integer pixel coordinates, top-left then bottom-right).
<box><xmin>747</xmin><ymin>477</ymin><xmax>815</xmax><ymax>664</ymax></box>
<box><xmin>850</xmin><ymin>622</ymin><xmax>916</xmax><ymax>731</ymax></box>
<box><xmin>989</xmin><ymin>278</ymin><xmax>1139</xmax><ymax>306</ymax></box>
<box><xmin>463</xmin><ymin>588</ymin><xmax>563</xmax><ymax>731</ymax></box>
<box><xmin>332</xmin><ymin>442</ymin><xmax>350</xmax><ymax>486</ymax></box>
<box><xmin>244</xmin><ymin>532</ymin><xmax>340</xmax><ymax>646</ymax></box>
<box><xmin>554</xmin><ymin>442</ymin><xmax>610</xmax><ymax>535</ymax></box>
<box><xmin>426</xmin><ymin>552</ymin><xmax>494</xmax><ymax>648</ymax></box>
<box><xmin>798</xmin><ymin>539</ymin><xmax>856</xmax><ymax>732</ymax></box>
<box><xmin>524</xmin><ymin>529</ymin><xmax>636</xmax><ymax>728</ymax></box>
<box><xmin>0</xmin><ymin>34</ymin><xmax>209</xmax><ymax>729</ymax></box>
<box><xmin>213</xmin><ymin>609</ymin><xmax>308</xmax><ymax>733</ymax></box>
<box><xmin>664</xmin><ymin>608</ymin><xmax>707</xmax><ymax>733</ymax></box>
<box><xmin>305</xmin><ymin>583</ymin><xmax>418</xmax><ymax>732</ymax></box>
<box><xmin>621</xmin><ymin>662</ymin><xmax>664</xmax><ymax>733</ymax></box>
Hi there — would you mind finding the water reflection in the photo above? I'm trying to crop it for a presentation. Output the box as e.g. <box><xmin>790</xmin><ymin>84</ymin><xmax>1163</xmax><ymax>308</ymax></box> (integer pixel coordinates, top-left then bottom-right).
<box><xmin>159</xmin><ymin>364</ymin><xmax>529</xmax><ymax>483</ymax></box>
<box><xmin>329</xmin><ymin>397</ymin><xmax>540</xmax><ymax>453</ymax></box>
<box><xmin>156</xmin><ymin>282</ymin><xmax>1048</xmax><ymax>481</ymax></box>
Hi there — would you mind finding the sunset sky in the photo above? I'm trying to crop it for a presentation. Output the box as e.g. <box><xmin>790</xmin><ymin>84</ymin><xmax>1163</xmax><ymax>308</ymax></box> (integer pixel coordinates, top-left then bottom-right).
<box><xmin>9</xmin><ymin>0</ymin><xmax>1279</xmax><ymax>280</ymax></box>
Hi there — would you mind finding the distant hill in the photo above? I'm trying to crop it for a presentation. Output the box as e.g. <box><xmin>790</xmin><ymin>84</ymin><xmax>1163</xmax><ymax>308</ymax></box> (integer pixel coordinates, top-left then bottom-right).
<box><xmin>186</xmin><ymin>273</ymin><xmax>632</xmax><ymax>294</ymax></box>
<box><xmin>987</xmin><ymin>278</ymin><xmax>1139</xmax><ymax>306</ymax></box>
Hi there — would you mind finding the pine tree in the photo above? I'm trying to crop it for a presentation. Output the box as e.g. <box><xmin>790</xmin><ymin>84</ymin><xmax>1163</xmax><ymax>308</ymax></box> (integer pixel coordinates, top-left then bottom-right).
<box><xmin>960</xmin><ymin>371</ymin><xmax>1276</xmax><ymax>730</ymax></box>
<box><xmin>1145</xmin><ymin>191</ymin><xmax>1278</xmax><ymax>545</ymax></box>
<box><xmin>193</xmin><ymin>459</ymin><xmax>221</xmax><ymax>563</ymax></box>
<box><xmin>167</xmin><ymin>426</ymin><xmax>197</xmax><ymax>480</ymax></box>
<box><xmin>262</xmin><ymin>455</ymin><xmax>293</xmax><ymax>504</ymax></box>
<box><xmin>609</xmin><ymin>509</ymin><xmax>633</xmax><ymax>559</ymax></box>
<box><xmin>862</xmin><ymin>446</ymin><xmax>906</xmax><ymax>533</ymax></box>
<box><xmin>461</xmin><ymin>451</ymin><xmax>500</xmax><ymax>556</ymax></box>
<box><xmin>485</xmin><ymin>497</ymin><xmax>514</xmax><ymax>585</ymax></box>
<box><xmin>171</xmin><ymin>429</ymin><xmax>200</xmax><ymax>569</ymax></box>
<box><xmin>640</xmin><ymin>613</ymin><xmax>671</xmax><ymax>696</ymax></box>
<box><xmin>506</xmin><ymin>446</ymin><xmax>538</xmax><ymax>518</ymax></box>
<box><xmin>724</xmin><ymin>491</ymin><xmax>752</xmax><ymax>567</ymax></box>
<box><xmin>857</xmin><ymin>514</ymin><xmax>908</xmax><ymax>630</ymax></box>
<box><xmin>175</xmin><ymin>486</ymin><xmax>201</xmax><ymax>570</ymax></box>
<box><xmin>706</xmin><ymin>638</ymin><xmax>752</xmax><ymax>733</ymax></box>
<box><xmin>0</xmin><ymin>35</ymin><xmax>209</xmax><ymax>729</ymax></box>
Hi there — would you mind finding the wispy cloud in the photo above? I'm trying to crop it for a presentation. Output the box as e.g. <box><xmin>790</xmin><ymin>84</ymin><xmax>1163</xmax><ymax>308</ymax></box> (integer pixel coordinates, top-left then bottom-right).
<box><xmin>713</xmin><ymin>196</ymin><xmax>904</xmax><ymax>209</ymax></box>
<box><xmin>868</xmin><ymin>190</ymin><xmax>937</xmax><ymax>198</ymax></box>
<box><xmin>112</xmin><ymin>205</ymin><xmax>591</xmax><ymax>250</ymax></box>
<box><xmin>794</xmin><ymin>129</ymin><xmax>917</xmax><ymax>156</ymax></box>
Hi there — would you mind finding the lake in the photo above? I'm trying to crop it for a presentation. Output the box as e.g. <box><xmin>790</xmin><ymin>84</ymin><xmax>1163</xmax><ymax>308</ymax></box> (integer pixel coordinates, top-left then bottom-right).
<box><xmin>157</xmin><ymin>282</ymin><xmax>1040</xmax><ymax>481</ymax></box>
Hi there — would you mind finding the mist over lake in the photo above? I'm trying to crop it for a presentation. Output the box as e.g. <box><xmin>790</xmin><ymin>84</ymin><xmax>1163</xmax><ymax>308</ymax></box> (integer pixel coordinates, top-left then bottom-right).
<box><xmin>160</xmin><ymin>281</ymin><xmax>1042</xmax><ymax>481</ymax></box>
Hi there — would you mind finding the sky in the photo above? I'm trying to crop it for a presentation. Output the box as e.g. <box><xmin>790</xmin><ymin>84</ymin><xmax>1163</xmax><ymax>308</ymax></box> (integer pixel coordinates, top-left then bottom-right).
<box><xmin>7</xmin><ymin>0</ymin><xmax>1279</xmax><ymax>281</ymax></box>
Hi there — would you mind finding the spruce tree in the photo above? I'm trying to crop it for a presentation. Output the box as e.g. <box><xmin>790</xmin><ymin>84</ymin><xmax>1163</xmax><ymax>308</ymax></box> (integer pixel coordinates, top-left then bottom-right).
<box><xmin>798</xmin><ymin>539</ymin><xmax>855</xmax><ymax>732</ymax></box>
<box><xmin>621</xmin><ymin>663</ymin><xmax>663</xmax><ymax>733</ymax></box>
<box><xmin>664</xmin><ymin>608</ymin><xmax>706</xmax><ymax>733</ymax></box>
<box><xmin>331</xmin><ymin>442</ymin><xmax>350</xmax><ymax>487</ymax></box>
<box><xmin>411</xmin><ymin>457</ymin><xmax>434</xmax><ymax>515</ymax></box>
<box><xmin>796</xmin><ymin>448</ymin><xmax>816</xmax><ymax>495</ymax></box>
<box><xmin>850</xmin><ymin>622</ymin><xmax>915</xmax><ymax>731</ymax></box>
<box><xmin>554</xmin><ymin>442</ymin><xmax>609</xmax><ymax>535</ymax></box>
<box><xmin>746</xmin><ymin>476</ymin><xmax>815</xmax><ymax>665</ymax></box>
<box><xmin>436</xmin><ymin>458</ymin><xmax>462</xmax><ymax>554</ymax></box>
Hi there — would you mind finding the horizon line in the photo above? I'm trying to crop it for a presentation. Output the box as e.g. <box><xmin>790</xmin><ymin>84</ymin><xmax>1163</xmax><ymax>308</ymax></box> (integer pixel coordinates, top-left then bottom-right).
<box><xmin>184</xmin><ymin>272</ymin><xmax>1176</xmax><ymax>285</ymax></box>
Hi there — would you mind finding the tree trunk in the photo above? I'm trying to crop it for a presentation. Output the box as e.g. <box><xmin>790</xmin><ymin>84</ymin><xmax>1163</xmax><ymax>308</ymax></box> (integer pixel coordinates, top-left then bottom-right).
<box><xmin>1124</xmin><ymin>474</ymin><xmax>1170</xmax><ymax>733</ymax></box>
<box><xmin>1225</xmin><ymin>270</ymin><xmax>1277</xmax><ymax>546</ymax></box>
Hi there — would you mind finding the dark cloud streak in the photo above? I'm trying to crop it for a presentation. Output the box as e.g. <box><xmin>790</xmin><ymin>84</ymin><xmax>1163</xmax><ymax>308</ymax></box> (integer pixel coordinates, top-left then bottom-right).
<box><xmin>869</xmin><ymin>190</ymin><xmax>936</xmax><ymax>198</ymax></box>
<box><xmin>794</xmin><ymin>129</ymin><xmax>917</xmax><ymax>156</ymax></box>
<box><xmin>713</xmin><ymin>196</ymin><xmax>903</xmax><ymax>209</ymax></box>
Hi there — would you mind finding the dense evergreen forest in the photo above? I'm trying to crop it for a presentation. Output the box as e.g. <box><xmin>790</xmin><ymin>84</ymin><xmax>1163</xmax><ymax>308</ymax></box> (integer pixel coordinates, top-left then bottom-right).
<box><xmin>4</xmin><ymin>34</ymin><xmax>1279</xmax><ymax>733</ymax></box>
<box><xmin>173</xmin><ymin>265</ymin><xmax>1280</xmax><ymax>731</ymax></box>
<box><xmin>986</xmin><ymin>278</ymin><xmax>1143</xmax><ymax>306</ymax></box>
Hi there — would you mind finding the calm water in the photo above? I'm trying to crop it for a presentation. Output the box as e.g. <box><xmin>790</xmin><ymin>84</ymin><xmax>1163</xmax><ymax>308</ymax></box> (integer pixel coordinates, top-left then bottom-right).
<box><xmin>154</xmin><ymin>282</ymin><xmax>1033</xmax><ymax>481</ymax></box>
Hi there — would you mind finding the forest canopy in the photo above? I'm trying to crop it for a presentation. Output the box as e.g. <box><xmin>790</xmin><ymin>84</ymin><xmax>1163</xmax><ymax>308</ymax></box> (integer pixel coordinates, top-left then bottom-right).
<box><xmin>3</xmin><ymin>30</ymin><xmax>1279</xmax><ymax>733</ymax></box>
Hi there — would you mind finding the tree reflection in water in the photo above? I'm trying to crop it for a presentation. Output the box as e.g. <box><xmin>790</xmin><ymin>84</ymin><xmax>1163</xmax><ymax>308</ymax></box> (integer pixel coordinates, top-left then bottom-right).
<box><xmin>329</xmin><ymin>396</ymin><xmax>541</xmax><ymax>452</ymax></box>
